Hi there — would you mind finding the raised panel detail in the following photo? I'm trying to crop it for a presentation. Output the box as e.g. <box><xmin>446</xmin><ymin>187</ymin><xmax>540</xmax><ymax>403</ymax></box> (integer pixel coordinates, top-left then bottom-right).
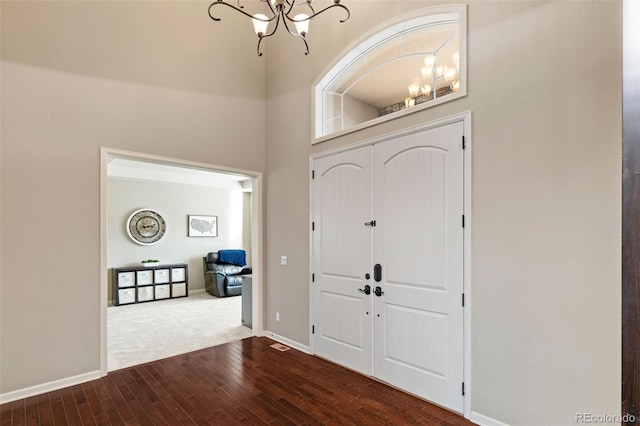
<box><xmin>320</xmin><ymin>164</ymin><xmax>368</xmax><ymax>280</ymax></box>
<box><xmin>384</xmin><ymin>304</ymin><xmax>448</xmax><ymax>378</ymax></box>
<box><xmin>381</xmin><ymin>147</ymin><xmax>447</xmax><ymax>291</ymax></box>
<box><xmin>320</xmin><ymin>291</ymin><xmax>364</xmax><ymax>350</ymax></box>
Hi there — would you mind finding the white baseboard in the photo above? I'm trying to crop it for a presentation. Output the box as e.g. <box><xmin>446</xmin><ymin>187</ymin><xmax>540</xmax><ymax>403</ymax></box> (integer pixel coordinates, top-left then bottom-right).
<box><xmin>263</xmin><ymin>330</ymin><xmax>311</xmax><ymax>354</ymax></box>
<box><xmin>0</xmin><ymin>370</ymin><xmax>101</xmax><ymax>404</ymax></box>
<box><xmin>470</xmin><ymin>411</ymin><xmax>511</xmax><ymax>426</ymax></box>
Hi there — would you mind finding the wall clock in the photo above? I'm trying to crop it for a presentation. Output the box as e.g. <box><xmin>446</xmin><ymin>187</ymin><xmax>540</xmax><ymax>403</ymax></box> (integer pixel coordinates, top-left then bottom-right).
<box><xmin>126</xmin><ymin>208</ymin><xmax>167</xmax><ymax>245</ymax></box>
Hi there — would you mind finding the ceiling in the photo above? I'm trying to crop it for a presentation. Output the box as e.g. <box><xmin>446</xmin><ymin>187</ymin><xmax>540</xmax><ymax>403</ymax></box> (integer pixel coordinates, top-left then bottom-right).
<box><xmin>107</xmin><ymin>158</ymin><xmax>252</xmax><ymax>191</ymax></box>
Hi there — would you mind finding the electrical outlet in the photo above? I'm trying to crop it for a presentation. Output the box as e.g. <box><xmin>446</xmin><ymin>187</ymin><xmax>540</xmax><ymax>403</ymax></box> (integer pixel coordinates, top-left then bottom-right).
<box><xmin>276</xmin><ymin>312</ymin><xmax>280</xmax><ymax>321</ymax></box>
<box><xmin>281</xmin><ymin>256</ymin><xmax>288</xmax><ymax>265</ymax></box>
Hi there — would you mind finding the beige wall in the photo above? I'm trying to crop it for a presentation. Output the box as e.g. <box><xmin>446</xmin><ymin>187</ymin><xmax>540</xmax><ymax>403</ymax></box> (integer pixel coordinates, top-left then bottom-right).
<box><xmin>0</xmin><ymin>1</ymin><xmax>265</xmax><ymax>394</ymax></box>
<box><xmin>265</xmin><ymin>1</ymin><xmax>621</xmax><ymax>424</ymax></box>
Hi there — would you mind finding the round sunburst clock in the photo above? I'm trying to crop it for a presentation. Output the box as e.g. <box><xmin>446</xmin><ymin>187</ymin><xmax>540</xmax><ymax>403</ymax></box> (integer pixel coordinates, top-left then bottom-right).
<box><xmin>126</xmin><ymin>208</ymin><xmax>167</xmax><ymax>245</ymax></box>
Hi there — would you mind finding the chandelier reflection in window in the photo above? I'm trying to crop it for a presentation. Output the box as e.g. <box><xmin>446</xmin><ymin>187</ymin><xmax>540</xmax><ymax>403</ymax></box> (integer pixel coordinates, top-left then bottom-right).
<box><xmin>404</xmin><ymin>52</ymin><xmax>461</xmax><ymax>110</ymax></box>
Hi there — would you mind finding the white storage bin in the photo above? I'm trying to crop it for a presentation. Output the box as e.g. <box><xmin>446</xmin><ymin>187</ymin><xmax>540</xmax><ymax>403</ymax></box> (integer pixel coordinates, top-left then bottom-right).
<box><xmin>136</xmin><ymin>270</ymin><xmax>153</xmax><ymax>285</ymax></box>
<box><xmin>117</xmin><ymin>271</ymin><xmax>135</xmax><ymax>288</ymax></box>
<box><xmin>154</xmin><ymin>269</ymin><xmax>170</xmax><ymax>284</ymax></box>
<box><xmin>172</xmin><ymin>283</ymin><xmax>186</xmax><ymax>297</ymax></box>
<box><xmin>171</xmin><ymin>267</ymin><xmax>186</xmax><ymax>282</ymax></box>
<box><xmin>137</xmin><ymin>286</ymin><xmax>154</xmax><ymax>302</ymax></box>
<box><xmin>118</xmin><ymin>288</ymin><xmax>135</xmax><ymax>304</ymax></box>
<box><xmin>155</xmin><ymin>284</ymin><xmax>170</xmax><ymax>299</ymax></box>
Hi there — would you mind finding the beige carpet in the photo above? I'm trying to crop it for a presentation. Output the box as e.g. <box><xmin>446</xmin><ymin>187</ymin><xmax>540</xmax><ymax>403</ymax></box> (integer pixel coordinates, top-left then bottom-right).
<box><xmin>107</xmin><ymin>292</ymin><xmax>252</xmax><ymax>371</ymax></box>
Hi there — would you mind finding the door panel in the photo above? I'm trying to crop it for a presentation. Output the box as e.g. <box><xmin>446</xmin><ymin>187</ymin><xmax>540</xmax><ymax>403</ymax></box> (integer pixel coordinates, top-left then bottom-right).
<box><xmin>373</xmin><ymin>122</ymin><xmax>464</xmax><ymax>411</ymax></box>
<box><xmin>312</xmin><ymin>146</ymin><xmax>373</xmax><ymax>375</ymax></box>
<box><xmin>311</xmin><ymin>121</ymin><xmax>465</xmax><ymax>413</ymax></box>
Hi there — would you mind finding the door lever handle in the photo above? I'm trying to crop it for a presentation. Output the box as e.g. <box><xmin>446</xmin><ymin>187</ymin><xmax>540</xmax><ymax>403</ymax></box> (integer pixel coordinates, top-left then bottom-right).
<box><xmin>358</xmin><ymin>285</ymin><xmax>371</xmax><ymax>295</ymax></box>
<box><xmin>374</xmin><ymin>286</ymin><xmax>384</xmax><ymax>297</ymax></box>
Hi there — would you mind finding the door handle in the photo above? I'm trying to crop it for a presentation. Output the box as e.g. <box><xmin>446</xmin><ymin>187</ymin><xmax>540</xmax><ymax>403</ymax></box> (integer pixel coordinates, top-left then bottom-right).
<box><xmin>374</xmin><ymin>264</ymin><xmax>382</xmax><ymax>282</ymax></box>
<box><xmin>374</xmin><ymin>286</ymin><xmax>384</xmax><ymax>297</ymax></box>
<box><xmin>358</xmin><ymin>285</ymin><xmax>371</xmax><ymax>295</ymax></box>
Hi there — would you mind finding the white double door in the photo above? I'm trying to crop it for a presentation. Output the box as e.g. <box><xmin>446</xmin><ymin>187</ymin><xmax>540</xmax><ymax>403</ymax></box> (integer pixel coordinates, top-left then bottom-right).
<box><xmin>312</xmin><ymin>122</ymin><xmax>465</xmax><ymax>412</ymax></box>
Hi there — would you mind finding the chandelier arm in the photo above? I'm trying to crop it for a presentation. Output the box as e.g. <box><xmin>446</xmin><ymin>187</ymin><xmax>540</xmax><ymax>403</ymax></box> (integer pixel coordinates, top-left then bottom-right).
<box><xmin>256</xmin><ymin>13</ymin><xmax>282</xmax><ymax>56</ymax></box>
<box><xmin>290</xmin><ymin>0</ymin><xmax>315</xmax><ymax>15</ymax></box>
<box><xmin>286</xmin><ymin>2</ymin><xmax>350</xmax><ymax>23</ymax></box>
<box><xmin>282</xmin><ymin>0</ymin><xmax>295</xmax><ymax>16</ymax></box>
<box><xmin>261</xmin><ymin>12</ymin><xmax>282</xmax><ymax>39</ymax></box>
<box><xmin>208</xmin><ymin>0</ymin><xmax>275</xmax><ymax>22</ymax></box>
<box><xmin>284</xmin><ymin>0</ymin><xmax>309</xmax><ymax>7</ymax></box>
<box><xmin>264</xmin><ymin>0</ymin><xmax>278</xmax><ymax>16</ymax></box>
<box><xmin>281</xmin><ymin>15</ymin><xmax>310</xmax><ymax>55</ymax></box>
<box><xmin>256</xmin><ymin>36</ymin><xmax>265</xmax><ymax>57</ymax></box>
<box><xmin>306</xmin><ymin>3</ymin><xmax>316</xmax><ymax>15</ymax></box>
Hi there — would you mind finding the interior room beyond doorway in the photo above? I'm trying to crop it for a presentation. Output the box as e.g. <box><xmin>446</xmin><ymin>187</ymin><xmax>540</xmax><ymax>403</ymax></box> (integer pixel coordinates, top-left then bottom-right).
<box><xmin>102</xmin><ymin>151</ymin><xmax>263</xmax><ymax>373</ymax></box>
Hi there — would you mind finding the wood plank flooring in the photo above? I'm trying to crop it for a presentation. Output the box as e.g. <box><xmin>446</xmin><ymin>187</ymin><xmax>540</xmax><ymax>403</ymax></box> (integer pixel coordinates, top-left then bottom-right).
<box><xmin>0</xmin><ymin>337</ymin><xmax>474</xmax><ymax>425</ymax></box>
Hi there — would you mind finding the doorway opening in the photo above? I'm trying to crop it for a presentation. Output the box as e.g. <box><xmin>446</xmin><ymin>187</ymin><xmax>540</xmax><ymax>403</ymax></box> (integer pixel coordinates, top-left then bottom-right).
<box><xmin>99</xmin><ymin>148</ymin><xmax>264</xmax><ymax>374</ymax></box>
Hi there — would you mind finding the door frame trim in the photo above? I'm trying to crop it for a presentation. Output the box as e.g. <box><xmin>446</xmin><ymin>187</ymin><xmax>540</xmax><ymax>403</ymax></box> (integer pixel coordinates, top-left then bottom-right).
<box><xmin>99</xmin><ymin>147</ymin><xmax>265</xmax><ymax>375</ymax></box>
<box><xmin>309</xmin><ymin>111</ymin><xmax>472</xmax><ymax>418</ymax></box>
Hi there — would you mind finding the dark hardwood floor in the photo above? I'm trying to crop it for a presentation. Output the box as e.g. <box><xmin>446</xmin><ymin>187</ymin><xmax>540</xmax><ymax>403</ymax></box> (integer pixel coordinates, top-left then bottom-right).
<box><xmin>0</xmin><ymin>337</ymin><xmax>473</xmax><ymax>425</ymax></box>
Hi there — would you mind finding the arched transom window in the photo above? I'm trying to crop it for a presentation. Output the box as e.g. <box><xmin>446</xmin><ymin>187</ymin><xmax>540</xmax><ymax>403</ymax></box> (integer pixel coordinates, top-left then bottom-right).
<box><xmin>313</xmin><ymin>5</ymin><xmax>467</xmax><ymax>142</ymax></box>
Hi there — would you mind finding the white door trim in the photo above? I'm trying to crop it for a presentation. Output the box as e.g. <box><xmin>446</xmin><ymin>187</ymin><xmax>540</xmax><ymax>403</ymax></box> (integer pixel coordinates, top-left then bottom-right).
<box><xmin>99</xmin><ymin>147</ymin><xmax>265</xmax><ymax>376</ymax></box>
<box><xmin>309</xmin><ymin>111</ymin><xmax>472</xmax><ymax>418</ymax></box>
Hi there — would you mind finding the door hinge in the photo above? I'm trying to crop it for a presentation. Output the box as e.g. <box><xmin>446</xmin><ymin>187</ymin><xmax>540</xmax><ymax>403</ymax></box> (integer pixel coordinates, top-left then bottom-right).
<box><xmin>462</xmin><ymin>382</ymin><xmax>465</xmax><ymax>396</ymax></box>
<box><xmin>312</xmin><ymin>222</ymin><xmax>315</xmax><ymax>231</ymax></box>
<box><xmin>462</xmin><ymin>215</ymin><xmax>465</xmax><ymax>228</ymax></box>
<box><xmin>312</xmin><ymin>325</ymin><xmax>315</xmax><ymax>334</ymax></box>
<box><xmin>462</xmin><ymin>293</ymin><xmax>465</xmax><ymax>307</ymax></box>
<box><xmin>462</xmin><ymin>136</ymin><xmax>466</xmax><ymax>150</ymax></box>
<box><xmin>312</xmin><ymin>273</ymin><xmax>315</xmax><ymax>282</ymax></box>
<box><xmin>312</xmin><ymin>170</ymin><xmax>315</xmax><ymax>179</ymax></box>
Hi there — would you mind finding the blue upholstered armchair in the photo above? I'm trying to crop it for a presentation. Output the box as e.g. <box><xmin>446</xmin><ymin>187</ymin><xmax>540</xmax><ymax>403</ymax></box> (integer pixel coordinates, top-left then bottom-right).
<box><xmin>202</xmin><ymin>250</ymin><xmax>251</xmax><ymax>297</ymax></box>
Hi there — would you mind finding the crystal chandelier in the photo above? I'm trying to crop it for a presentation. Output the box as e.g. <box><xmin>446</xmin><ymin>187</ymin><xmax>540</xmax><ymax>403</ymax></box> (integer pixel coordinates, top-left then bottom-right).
<box><xmin>208</xmin><ymin>0</ymin><xmax>350</xmax><ymax>56</ymax></box>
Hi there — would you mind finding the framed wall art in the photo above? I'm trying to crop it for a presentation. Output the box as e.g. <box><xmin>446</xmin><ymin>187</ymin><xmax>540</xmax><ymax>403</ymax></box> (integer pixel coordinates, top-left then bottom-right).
<box><xmin>188</xmin><ymin>215</ymin><xmax>218</xmax><ymax>237</ymax></box>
